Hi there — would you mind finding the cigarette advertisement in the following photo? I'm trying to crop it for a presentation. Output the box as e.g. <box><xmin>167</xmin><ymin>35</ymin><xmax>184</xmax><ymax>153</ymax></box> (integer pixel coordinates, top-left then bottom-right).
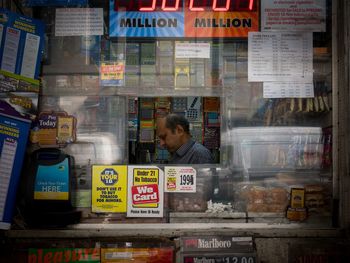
<box><xmin>101</xmin><ymin>247</ymin><xmax>174</xmax><ymax>263</ymax></box>
<box><xmin>127</xmin><ymin>166</ymin><xmax>164</xmax><ymax>217</ymax></box>
<box><xmin>92</xmin><ymin>165</ymin><xmax>128</xmax><ymax>213</ymax></box>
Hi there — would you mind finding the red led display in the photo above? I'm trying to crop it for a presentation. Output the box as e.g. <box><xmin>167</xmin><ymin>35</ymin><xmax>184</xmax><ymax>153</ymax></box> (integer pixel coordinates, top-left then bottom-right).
<box><xmin>114</xmin><ymin>0</ymin><xmax>257</xmax><ymax>12</ymax></box>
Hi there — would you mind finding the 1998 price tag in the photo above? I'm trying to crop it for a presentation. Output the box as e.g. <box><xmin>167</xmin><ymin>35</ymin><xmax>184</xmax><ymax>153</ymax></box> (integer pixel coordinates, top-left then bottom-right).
<box><xmin>165</xmin><ymin>167</ymin><xmax>196</xmax><ymax>192</ymax></box>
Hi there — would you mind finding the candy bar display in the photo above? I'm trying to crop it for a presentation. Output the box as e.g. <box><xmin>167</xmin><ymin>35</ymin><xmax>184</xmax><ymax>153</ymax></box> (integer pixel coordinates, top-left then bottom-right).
<box><xmin>305</xmin><ymin>184</ymin><xmax>332</xmax><ymax>215</ymax></box>
<box><xmin>243</xmin><ymin>186</ymin><xmax>289</xmax><ymax>213</ymax></box>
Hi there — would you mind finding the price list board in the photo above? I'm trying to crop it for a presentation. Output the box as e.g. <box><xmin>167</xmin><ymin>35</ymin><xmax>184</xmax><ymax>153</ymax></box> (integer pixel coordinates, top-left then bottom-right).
<box><xmin>248</xmin><ymin>32</ymin><xmax>313</xmax><ymax>82</ymax></box>
<box><xmin>263</xmin><ymin>82</ymin><xmax>314</xmax><ymax>98</ymax></box>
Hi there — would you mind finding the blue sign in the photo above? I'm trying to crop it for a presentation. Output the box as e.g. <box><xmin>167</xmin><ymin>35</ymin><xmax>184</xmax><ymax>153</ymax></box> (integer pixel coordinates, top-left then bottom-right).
<box><xmin>109</xmin><ymin>6</ymin><xmax>184</xmax><ymax>37</ymax></box>
<box><xmin>34</xmin><ymin>158</ymin><xmax>69</xmax><ymax>200</ymax></box>
<box><xmin>0</xmin><ymin>8</ymin><xmax>45</xmax><ymax>80</ymax></box>
<box><xmin>0</xmin><ymin>112</ymin><xmax>31</xmax><ymax>229</ymax></box>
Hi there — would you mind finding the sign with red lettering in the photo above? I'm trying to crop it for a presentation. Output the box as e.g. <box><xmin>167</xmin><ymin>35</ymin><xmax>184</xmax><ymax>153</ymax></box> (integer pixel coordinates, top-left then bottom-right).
<box><xmin>127</xmin><ymin>166</ymin><xmax>164</xmax><ymax>217</ymax></box>
<box><xmin>109</xmin><ymin>0</ymin><xmax>259</xmax><ymax>38</ymax></box>
<box><xmin>100</xmin><ymin>61</ymin><xmax>125</xmax><ymax>86</ymax></box>
<box><xmin>261</xmin><ymin>0</ymin><xmax>326</xmax><ymax>32</ymax></box>
<box><xmin>28</xmin><ymin>248</ymin><xmax>100</xmax><ymax>263</ymax></box>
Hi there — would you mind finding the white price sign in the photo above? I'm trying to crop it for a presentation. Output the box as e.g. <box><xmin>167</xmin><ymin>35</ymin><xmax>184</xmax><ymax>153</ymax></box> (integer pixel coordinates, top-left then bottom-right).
<box><xmin>175</xmin><ymin>42</ymin><xmax>210</xmax><ymax>59</ymax></box>
<box><xmin>164</xmin><ymin>167</ymin><xmax>196</xmax><ymax>193</ymax></box>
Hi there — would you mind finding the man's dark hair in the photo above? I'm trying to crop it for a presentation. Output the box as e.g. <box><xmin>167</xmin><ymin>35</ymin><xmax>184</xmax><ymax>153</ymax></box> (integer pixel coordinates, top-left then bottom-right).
<box><xmin>165</xmin><ymin>113</ymin><xmax>190</xmax><ymax>134</ymax></box>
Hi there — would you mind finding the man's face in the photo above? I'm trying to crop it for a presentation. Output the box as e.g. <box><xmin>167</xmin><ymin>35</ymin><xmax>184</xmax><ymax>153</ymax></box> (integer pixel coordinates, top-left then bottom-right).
<box><xmin>156</xmin><ymin>118</ymin><xmax>182</xmax><ymax>153</ymax></box>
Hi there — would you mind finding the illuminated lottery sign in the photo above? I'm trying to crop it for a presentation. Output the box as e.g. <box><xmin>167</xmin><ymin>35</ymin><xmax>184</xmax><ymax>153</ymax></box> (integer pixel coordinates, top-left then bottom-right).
<box><xmin>109</xmin><ymin>0</ymin><xmax>259</xmax><ymax>38</ymax></box>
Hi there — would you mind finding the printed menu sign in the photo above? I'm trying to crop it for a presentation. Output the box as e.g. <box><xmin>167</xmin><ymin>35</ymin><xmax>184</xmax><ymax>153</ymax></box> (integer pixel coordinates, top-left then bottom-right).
<box><xmin>261</xmin><ymin>0</ymin><xmax>326</xmax><ymax>32</ymax></box>
<box><xmin>127</xmin><ymin>166</ymin><xmax>164</xmax><ymax>218</ymax></box>
<box><xmin>91</xmin><ymin>165</ymin><xmax>127</xmax><ymax>213</ymax></box>
<box><xmin>175</xmin><ymin>42</ymin><xmax>210</xmax><ymax>59</ymax></box>
<box><xmin>55</xmin><ymin>8</ymin><xmax>103</xmax><ymax>36</ymax></box>
<box><xmin>165</xmin><ymin>166</ymin><xmax>196</xmax><ymax>193</ymax></box>
<box><xmin>248</xmin><ymin>32</ymin><xmax>313</xmax><ymax>82</ymax></box>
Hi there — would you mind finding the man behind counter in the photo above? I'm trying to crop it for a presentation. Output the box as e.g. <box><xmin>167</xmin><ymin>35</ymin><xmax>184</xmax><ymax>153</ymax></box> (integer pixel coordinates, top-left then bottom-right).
<box><xmin>156</xmin><ymin>113</ymin><xmax>214</xmax><ymax>164</ymax></box>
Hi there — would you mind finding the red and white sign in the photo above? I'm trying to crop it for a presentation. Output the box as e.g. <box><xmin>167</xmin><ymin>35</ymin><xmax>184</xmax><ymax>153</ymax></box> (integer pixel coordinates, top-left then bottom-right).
<box><xmin>131</xmin><ymin>184</ymin><xmax>159</xmax><ymax>205</ymax></box>
<box><xmin>185</xmin><ymin>10</ymin><xmax>259</xmax><ymax>38</ymax></box>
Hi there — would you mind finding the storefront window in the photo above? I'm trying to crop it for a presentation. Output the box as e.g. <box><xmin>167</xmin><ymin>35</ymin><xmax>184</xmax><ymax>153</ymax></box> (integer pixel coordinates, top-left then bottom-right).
<box><xmin>19</xmin><ymin>0</ymin><xmax>333</xmax><ymax>226</ymax></box>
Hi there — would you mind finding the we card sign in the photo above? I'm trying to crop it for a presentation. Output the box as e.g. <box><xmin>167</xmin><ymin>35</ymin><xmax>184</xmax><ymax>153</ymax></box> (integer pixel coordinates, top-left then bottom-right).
<box><xmin>131</xmin><ymin>184</ymin><xmax>159</xmax><ymax>205</ymax></box>
<box><xmin>127</xmin><ymin>166</ymin><xmax>164</xmax><ymax>218</ymax></box>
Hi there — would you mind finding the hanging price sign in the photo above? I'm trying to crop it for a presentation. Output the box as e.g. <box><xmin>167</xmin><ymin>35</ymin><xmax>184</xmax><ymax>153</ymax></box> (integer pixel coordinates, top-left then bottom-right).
<box><xmin>184</xmin><ymin>255</ymin><xmax>256</xmax><ymax>263</ymax></box>
<box><xmin>164</xmin><ymin>166</ymin><xmax>196</xmax><ymax>193</ymax></box>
